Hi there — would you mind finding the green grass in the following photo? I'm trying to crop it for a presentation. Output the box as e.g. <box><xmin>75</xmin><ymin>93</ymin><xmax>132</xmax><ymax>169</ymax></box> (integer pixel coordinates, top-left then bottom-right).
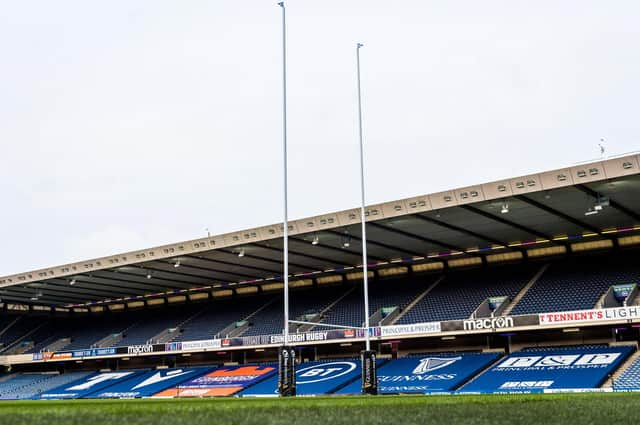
<box><xmin>0</xmin><ymin>393</ymin><xmax>639</xmax><ymax>425</ymax></box>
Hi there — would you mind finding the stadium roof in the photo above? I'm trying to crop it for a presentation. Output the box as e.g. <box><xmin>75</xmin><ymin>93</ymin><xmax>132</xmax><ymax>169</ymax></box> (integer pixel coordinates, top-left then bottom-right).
<box><xmin>1</xmin><ymin>153</ymin><xmax>640</xmax><ymax>308</ymax></box>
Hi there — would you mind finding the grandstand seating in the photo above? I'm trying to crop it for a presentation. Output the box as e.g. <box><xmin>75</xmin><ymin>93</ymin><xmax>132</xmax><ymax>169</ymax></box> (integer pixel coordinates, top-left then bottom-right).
<box><xmin>0</xmin><ymin>372</ymin><xmax>91</xmax><ymax>400</ymax></box>
<box><xmin>510</xmin><ymin>253</ymin><xmax>640</xmax><ymax>315</ymax></box>
<box><xmin>314</xmin><ymin>278</ymin><xmax>428</xmax><ymax>330</ymax></box>
<box><xmin>173</xmin><ymin>296</ymin><xmax>269</xmax><ymax>341</ymax></box>
<box><xmin>0</xmin><ymin>316</ymin><xmax>46</xmax><ymax>352</ymax></box>
<box><xmin>397</xmin><ymin>265</ymin><xmax>537</xmax><ymax>324</ymax></box>
<box><xmin>2</xmin><ymin>252</ymin><xmax>640</xmax><ymax>355</ymax></box>
<box><xmin>242</xmin><ymin>286</ymin><xmax>349</xmax><ymax>336</ymax></box>
<box><xmin>118</xmin><ymin>307</ymin><xmax>198</xmax><ymax>346</ymax></box>
<box><xmin>614</xmin><ymin>356</ymin><xmax>640</xmax><ymax>391</ymax></box>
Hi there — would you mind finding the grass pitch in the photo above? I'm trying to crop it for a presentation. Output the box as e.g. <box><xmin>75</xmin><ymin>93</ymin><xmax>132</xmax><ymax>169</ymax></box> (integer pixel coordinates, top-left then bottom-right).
<box><xmin>0</xmin><ymin>393</ymin><xmax>638</xmax><ymax>425</ymax></box>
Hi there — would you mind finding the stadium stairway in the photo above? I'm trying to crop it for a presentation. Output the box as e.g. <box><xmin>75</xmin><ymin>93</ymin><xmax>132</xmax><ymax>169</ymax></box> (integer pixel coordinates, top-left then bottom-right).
<box><xmin>501</xmin><ymin>264</ymin><xmax>549</xmax><ymax>316</ymax></box>
<box><xmin>389</xmin><ymin>276</ymin><xmax>444</xmax><ymax>325</ymax></box>
<box><xmin>452</xmin><ymin>350</ymin><xmax>505</xmax><ymax>391</ymax></box>
<box><xmin>172</xmin><ymin>296</ymin><xmax>276</xmax><ymax>342</ymax></box>
<box><xmin>0</xmin><ymin>317</ymin><xmax>21</xmax><ymax>342</ymax></box>
<box><xmin>2</xmin><ymin>320</ymin><xmax>49</xmax><ymax>354</ymax></box>
<box><xmin>602</xmin><ymin>346</ymin><xmax>640</xmax><ymax>388</ymax></box>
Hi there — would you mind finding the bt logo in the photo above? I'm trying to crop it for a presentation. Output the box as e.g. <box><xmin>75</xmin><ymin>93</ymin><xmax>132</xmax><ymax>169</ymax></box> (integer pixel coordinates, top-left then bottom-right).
<box><xmin>297</xmin><ymin>362</ymin><xmax>357</xmax><ymax>384</ymax></box>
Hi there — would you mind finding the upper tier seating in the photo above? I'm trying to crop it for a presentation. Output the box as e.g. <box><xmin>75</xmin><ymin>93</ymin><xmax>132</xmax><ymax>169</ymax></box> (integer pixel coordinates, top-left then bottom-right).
<box><xmin>510</xmin><ymin>253</ymin><xmax>640</xmax><ymax>315</ymax></box>
<box><xmin>173</xmin><ymin>296</ymin><xmax>270</xmax><ymax>341</ymax></box>
<box><xmin>397</xmin><ymin>265</ymin><xmax>538</xmax><ymax>323</ymax></box>
<box><xmin>242</xmin><ymin>285</ymin><xmax>349</xmax><ymax>336</ymax></box>
<box><xmin>118</xmin><ymin>306</ymin><xmax>199</xmax><ymax>346</ymax></box>
<box><xmin>0</xmin><ymin>316</ymin><xmax>46</xmax><ymax>351</ymax></box>
<box><xmin>313</xmin><ymin>277</ymin><xmax>428</xmax><ymax>330</ymax></box>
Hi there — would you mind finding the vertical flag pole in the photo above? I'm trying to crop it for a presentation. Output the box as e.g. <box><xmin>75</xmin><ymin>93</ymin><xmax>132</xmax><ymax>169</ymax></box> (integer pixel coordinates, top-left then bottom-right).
<box><xmin>356</xmin><ymin>43</ymin><xmax>377</xmax><ymax>395</ymax></box>
<box><xmin>277</xmin><ymin>1</ymin><xmax>295</xmax><ymax>397</ymax></box>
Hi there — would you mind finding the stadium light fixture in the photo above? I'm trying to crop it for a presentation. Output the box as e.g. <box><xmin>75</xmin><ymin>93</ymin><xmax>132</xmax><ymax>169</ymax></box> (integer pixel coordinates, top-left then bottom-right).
<box><xmin>173</xmin><ymin>261</ymin><xmax>181</xmax><ymax>268</ymax></box>
<box><xmin>311</xmin><ymin>235</ymin><xmax>319</xmax><ymax>245</ymax></box>
<box><xmin>69</xmin><ymin>278</ymin><xmax>76</xmax><ymax>286</ymax></box>
<box><xmin>585</xmin><ymin>208</ymin><xmax>598</xmax><ymax>216</ymax></box>
<box><xmin>501</xmin><ymin>203</ymin><xmax>509</xmax><ymax>214</ymax></box>
<box><xmin>238</xmin><ymin>249</ymin><xmax>245</xmax><ymax>258</ymax></box>
<box><xmin>146</xmin><ymin>272</ymin><xmax>152</xmax><ymax>280</ymax></box>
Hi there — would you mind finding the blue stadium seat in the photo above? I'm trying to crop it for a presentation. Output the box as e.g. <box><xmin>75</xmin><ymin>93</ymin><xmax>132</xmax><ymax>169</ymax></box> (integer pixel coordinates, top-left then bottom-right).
<box><xmin>510</xmin><ymin>254</ymin><xmax>640</xmax><ymax>315</ymax></box>
<box><xmin>397</xmin><ymin>265</ymin><xmax>537</xmax><ymax>324</ymax></box>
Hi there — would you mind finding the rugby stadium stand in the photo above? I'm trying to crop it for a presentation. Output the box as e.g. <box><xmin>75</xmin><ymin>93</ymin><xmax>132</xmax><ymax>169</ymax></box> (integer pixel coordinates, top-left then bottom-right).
<box><xmin>0</xmin><ymin>155</ymin><xmax>639</xmax><ymax>397</ymax></box>
<box><xmin>0</xmin><ymin>251</ymin><xmax>639</xmax><ymax>355</ymax></box>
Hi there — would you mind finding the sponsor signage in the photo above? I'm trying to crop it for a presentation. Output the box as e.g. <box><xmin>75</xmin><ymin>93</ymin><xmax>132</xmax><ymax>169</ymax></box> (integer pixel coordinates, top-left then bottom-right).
<box><xmin>379</xmin><ymin>322</ymin><xmax>441</xmax><ymax>337</ymax></box>
<box><xmin>463</xmin><ymin>316</ymin><xmax>514</xmax><ymax>331</ymax></box>
<box><xmin>38</xmin><ymin>371</ymin><xmax>146</xmax><ymax>399</ymax></box>
<box><xmin>126</xmin><ymin>344</ymin><xmax>154</xmax><ymax>355</ymax></box>
<box><xmin>89</xmin><ymin>367</ymin><xmax>213</xmax><ymax>398</ymax></box>
<box><xmin>499</xmin><ymin>381</ymin><xmax>554</xmax><ymax>390</ymax></box>
<box><xmin>240</xmin><ymin>360</ymin><xmax>366</xmax><ymax>396</ymax></box>
<box><xmin>441</xmin><ymin>314</ymin><xmax>539</xmax><ymax>332</ymax></box>
<box><xmin>154</xmin><ymin>365</ymin><xmax>276</xmax><ymax>397</ymax></box>
<box><xmin>72</xmin><ymin>347</ymin><xmax>117</xmax><ymax>358</ymax></box>
<box><xmin>336</xmin><ymin>353</ymin><xmax>500</xmax><ymax>394</ymax></box>
<box><xmin>539</xmin><ymin>306</ymin><xmax>640</xmax><ymax>326</ymax></box>
<box><xmin>180</xmin><ymin>339</ymin><xmax>222</xmax><ymax>351</ymax></box>
<box><xmin>461</xmin><ymin>347</ymin><xmax>634</xmax><ymax>394</ymax></box>
<box><xmin>269</xmin><ymin>332</ymin><xmax>330</xmax><ymax>344</ymax></box>
<box><xmin>495</xmin><ymin>353</ymin><xmax>622</xmax><ymax>369</ymax></box>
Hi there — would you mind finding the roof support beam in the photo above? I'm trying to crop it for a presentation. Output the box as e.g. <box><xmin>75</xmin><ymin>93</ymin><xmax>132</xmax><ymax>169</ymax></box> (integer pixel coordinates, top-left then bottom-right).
<box><xmin>183</xmin><ymin>255</ymin><xmax>268</xmax><ymax>279</ymax></box>
<box><xmin>217</xmin><ymin>249</ymin><xmax>310</xmax><ymax>273</ymax></box>
<box><xmin>515</xmin><ymin>195</ymin><xmax>602</xmax><ymax>235</ymax></box>
<box><xmin>325</xmin><ymin>228</ymin><xmax>424</xmax><ymax>258</ymax></box>
<box><xmin>98</xmin><ymin>270</ymin><xmax>197</xmax><ymax>290</ymax></box>
<box><xmin>48</xmin><ymin>277</ymin><xmax>152</xmax><ymax>296</ymax></box>
<box><xmin>132</xmin><ymin>265</ymin><xmax>231</xmax><ymax>285</ymax></box>
<box><xmin>40</xmin><ymin>281</ymin><xmax>145</xmax><ymax>299</ymax></box>
<box><xmin>461</xmin><ymin>205</ymin><xmax>563</xmax><ymax>246</ymax></box>
<box><xmin>289</xmin><ymin>236</ymin><xmax>387</xmax><ymax>262</ymax></box>
<box><xmin>199</xmin><ymin>252</ymin><xmax>283</xmax><ymax>275</ymax></box>
<box><xmin>575</xmin><ymin>184</ymin><xmax>640</xmax><ymax>222</ymax></box>
<box><xmin>368</xmin><ymin>222</ymin><xmax>473</xmax><ymax>256</ymax></box>
<box><xmin>252</xmin><ymin>242</ymin><xmax>354</xmax><ymax>267</ymax></box>
<box><xmin>156</xmin><ymin>260</ymin><xmax>258</xmax><ymax>281</ymax></box>
<box><xmin>413</xmin><ymin>214</ymin><xmax>514</xmax><ymax>250</ymax></box>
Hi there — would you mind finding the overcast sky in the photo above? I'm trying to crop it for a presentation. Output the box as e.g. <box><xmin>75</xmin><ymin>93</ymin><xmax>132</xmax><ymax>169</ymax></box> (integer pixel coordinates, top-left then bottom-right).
<box><xmin>1</xmin><ymin>0</ymin><xmax>639</xmax><ymax>276</ymax></box>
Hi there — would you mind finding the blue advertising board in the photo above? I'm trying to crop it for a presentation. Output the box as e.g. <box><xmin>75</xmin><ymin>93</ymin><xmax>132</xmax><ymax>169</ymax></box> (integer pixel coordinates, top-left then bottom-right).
<box><xmin>37</xmin><ymin>370</ymin><xmax>148</xmax><ymax>399</ymax></box>
<box><xmin>239</xmin><ymin>359</ymin><xmax>382</xmax><ymax>396</ymax></box>
<box><xmin>461</xmin><ymin>346</ymin><xmax>634</xmax><ymax>393</ymax></box>
<box><xmin>336</xmin><ymin>353</ymin><xmax>500</xmax><ymax>394</ymax></box>
<box><xmin>87</xmin><ymin>367</ymin><xmax>215</xmax><ymax>398</ymax></box>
